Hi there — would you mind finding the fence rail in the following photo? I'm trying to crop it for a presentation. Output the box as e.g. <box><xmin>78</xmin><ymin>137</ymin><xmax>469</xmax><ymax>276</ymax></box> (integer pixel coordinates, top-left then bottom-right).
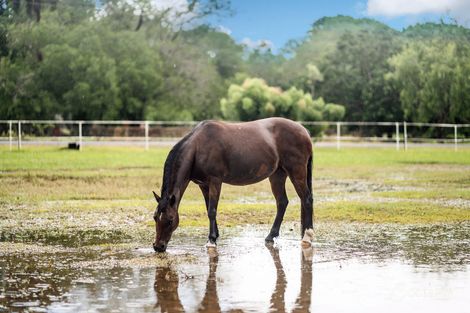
<box><xmin>1</xmin><ymin>120</ymin><xmax>469</xmax><ymax>151</ymax></box>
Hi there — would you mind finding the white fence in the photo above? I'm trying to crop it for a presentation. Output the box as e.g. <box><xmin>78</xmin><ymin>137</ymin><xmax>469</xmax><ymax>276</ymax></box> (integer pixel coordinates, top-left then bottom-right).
<box><xmin>1</xmin><ymin>120</ymin><xmax>469</xmax><ymax>151</ymax></box>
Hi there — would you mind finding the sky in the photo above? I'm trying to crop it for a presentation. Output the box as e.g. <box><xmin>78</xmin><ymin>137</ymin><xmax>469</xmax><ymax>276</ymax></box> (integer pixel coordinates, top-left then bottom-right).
<box><xmin>207</xmin><ymin>0</ymin><xmax>470</xmax><ymax>52</ymax></box>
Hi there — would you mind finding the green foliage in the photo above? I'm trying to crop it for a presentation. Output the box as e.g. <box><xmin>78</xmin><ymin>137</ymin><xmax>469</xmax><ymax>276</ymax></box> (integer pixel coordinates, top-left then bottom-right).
<box><xmin>403</xmin><ymin>22</ymin><xmax>470</xmax><ymax>41</ymax></box>
<box><xmin>1</xmin><ymin>6</ymin><xmax>470</xmax><ymax>126</ymax></box>
<box><xmin>323</xmin><ymin>103</ymin><xmax>345</xmax><ymax>121</ymax></box>
<box><xmin>279</xmin><ymin>15</ymin><xmax>396</xmax><ymax>88</ymax></box>
<box><xmin>220</xmin><ymin>78</ymin><xmax>345</xmax><ymax>134</ymax></box>
<box><xmin>244</xmin><ymin>49</ymin><xmax>286</xmax><ymax>87</ymax></box>
<box><xmin>318</xmin><ymin>28</ymin><xmax>402</xmax><ymax>122</ymax></box>
<box><xmin>0</xmin><ymin>0</ymin><xmax>238</xmax><ymax>121</ymax></box>
<box><xmin>277</xmin><ymin>16</ymin><xmax>470</xmax><ymax>126</ymax></box>
<box><xmin>387</xmin><ymin>40</ymin><xmax>470</xmax><ymax>123</ymax></box>
<box><xmin>184</xmin><ymin>25</ymin><xmax>244</xmax><ymax>79</ymax></box>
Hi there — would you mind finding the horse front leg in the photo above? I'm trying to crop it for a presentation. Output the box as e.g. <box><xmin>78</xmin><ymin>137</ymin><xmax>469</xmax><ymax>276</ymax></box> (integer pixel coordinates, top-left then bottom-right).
<box><xmin>204</xmin><ymin>180</ymin><xmax>222</xmax><ymax>246</ymax></box>
<box><xmin>266</xmin><ymin>169</ymin><xmax>289</xmax><ymax>242</ymax></box>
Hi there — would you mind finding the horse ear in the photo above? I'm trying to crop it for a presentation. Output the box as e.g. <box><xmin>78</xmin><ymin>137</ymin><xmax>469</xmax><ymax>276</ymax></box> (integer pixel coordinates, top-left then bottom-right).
<box><xmin>152</xmin><ymin>191</ymin><xmax>161</xmax><ymax>203</ymax></box>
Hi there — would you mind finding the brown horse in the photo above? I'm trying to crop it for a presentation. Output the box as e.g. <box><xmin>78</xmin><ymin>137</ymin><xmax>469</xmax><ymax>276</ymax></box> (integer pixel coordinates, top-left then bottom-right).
<box><xmin>152</xmin><ymin>117</ymin><xmax>313</xmax><ymax>252</ymax></box>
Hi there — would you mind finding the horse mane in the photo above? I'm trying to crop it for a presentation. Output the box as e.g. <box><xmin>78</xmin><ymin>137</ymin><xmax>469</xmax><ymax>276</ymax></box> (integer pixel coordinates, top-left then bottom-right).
<box><xmin>161</xmin><ymin>122</ymin><xmax>206</xmax><ymax>197</ymax></box>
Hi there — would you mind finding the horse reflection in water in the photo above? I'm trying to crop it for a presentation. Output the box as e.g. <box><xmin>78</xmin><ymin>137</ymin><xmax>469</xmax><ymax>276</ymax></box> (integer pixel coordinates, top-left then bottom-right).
<box><xmin>154</xmin><ymin>265</ymin><xmax>185</xmax><ymax>312</ymax></box>
<box><xmin>154</xmin><ymin>246</ymin><xmax>314</xmax><ymax>312</ymax></box>
<box><xmin>267</xmin><ymin>245</ymin><xmax>313</xmax><ymax>313</ymax></box>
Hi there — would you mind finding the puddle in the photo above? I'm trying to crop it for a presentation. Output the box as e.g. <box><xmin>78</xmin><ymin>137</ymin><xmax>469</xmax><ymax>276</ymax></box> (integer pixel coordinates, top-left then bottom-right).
<box><xmin>1</xmin><ymin>222</ymin><xmax>469</xmax><ymax>312</ymax></box>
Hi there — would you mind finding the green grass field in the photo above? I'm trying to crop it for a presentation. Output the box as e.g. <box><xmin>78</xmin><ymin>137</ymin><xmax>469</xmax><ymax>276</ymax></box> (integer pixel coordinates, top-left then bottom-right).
<box><xmin>1</xmin><ymin>146</ymin><xmax>469</xmax><ymax>245</ymax></box>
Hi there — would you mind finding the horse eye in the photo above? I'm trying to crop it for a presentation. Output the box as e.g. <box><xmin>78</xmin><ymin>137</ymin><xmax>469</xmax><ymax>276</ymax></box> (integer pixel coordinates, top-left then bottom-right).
<box><xmin>168</xmin><ymin>219</ymin><xmax>173</xmax><ymax>226</ymax></box>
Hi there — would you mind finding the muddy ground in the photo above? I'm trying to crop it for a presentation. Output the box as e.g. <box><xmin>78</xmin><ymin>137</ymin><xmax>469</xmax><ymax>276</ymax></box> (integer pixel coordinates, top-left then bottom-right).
<box><xmin>1</xmin><ymin>222</ymin><xmax>469</xmax><ymax>312</ymax></box>
<box><xmin>1</xmin><ymin>147</ymin><xmax>470</xmax><ymax>312</ymax></box>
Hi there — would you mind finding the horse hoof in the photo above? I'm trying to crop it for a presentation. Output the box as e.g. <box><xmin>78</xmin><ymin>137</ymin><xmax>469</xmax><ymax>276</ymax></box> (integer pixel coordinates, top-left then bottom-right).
<box><xmin>205</xmin><ymin>241</ymin><xmax>217</xmax><ymax>249</ymax></box>
<box><xmin>265</xmin><ymin>236</ymin><xmax>275</xmax><ymax>243</ymax></box>
<box><xmin>301</xmin><ymin>228</ymin><xmax>314</xmax><ymax>247</ymax></box>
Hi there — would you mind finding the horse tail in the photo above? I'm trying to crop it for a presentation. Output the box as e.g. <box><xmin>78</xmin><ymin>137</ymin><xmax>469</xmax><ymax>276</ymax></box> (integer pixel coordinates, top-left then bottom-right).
<box><xmin>307</xmin><ymin>154</ymin><xmax>313</xmax><ymax>194</ymax></box>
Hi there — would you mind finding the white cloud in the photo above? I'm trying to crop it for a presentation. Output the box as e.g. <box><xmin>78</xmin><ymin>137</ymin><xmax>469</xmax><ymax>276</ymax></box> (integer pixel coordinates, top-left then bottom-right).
<box><xmin>367</xmin><ymin>0</ymin><xmax>470</xmax><ymax>21</ymax></box>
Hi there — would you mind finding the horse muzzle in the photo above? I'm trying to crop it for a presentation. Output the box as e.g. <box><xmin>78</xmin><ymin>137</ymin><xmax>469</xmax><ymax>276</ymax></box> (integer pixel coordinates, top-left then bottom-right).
<box><xmin>153</xmin><ymin>242</ymin><xmax>167</xmax><ymax>253</ymax></box>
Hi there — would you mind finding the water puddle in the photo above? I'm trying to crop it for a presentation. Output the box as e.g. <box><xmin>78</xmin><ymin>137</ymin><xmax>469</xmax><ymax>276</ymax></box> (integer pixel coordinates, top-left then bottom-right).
<box><xmin>1</xmin><ymin>222</ymin><xmax>469</xmax><ymax>312</ymax></box>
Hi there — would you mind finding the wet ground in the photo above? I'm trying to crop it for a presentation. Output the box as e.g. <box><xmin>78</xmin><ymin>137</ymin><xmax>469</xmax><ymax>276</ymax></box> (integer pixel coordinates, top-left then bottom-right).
<box><xmin>1</xmin><ymin>222</ymin><xmax>470</xmax><ymax>312</ymax></box>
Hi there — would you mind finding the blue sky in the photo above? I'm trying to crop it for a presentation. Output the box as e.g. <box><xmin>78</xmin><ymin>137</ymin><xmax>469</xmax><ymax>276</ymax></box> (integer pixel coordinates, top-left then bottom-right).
<box><xmin>208</xmin><ymin>0</ymin><xmax>469</xmax><ymax>52</ymax></box>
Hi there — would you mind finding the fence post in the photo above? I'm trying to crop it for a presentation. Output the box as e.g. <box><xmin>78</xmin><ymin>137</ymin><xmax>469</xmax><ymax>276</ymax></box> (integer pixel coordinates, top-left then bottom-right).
<box><xmin>17</xmin><ymin>121</ymin><xmax>22</xmax><ymax>150</ymax></box>
<box><xmin>78</xmin><ymin>121</ymin><xmax>83</xmax><ymax>151</ymax></box>
<box><xmin>336</xmin><ymin>122</ymin><xmax>341</xmax><ymax>150</ymax></box>
<box><xmin>454</xmin><ymin>125</ymin><xmax>458</xmax><ymax>151</ymax></box>
<box><xmin>9</xmin><ymin>121</ymin><xmax>12</xmax><ymax>151</ymax></box>
<box><xmin>395</xmin><ymin>122</ymin><xmax>399</xmax><ymax>151</ymax></box>
<box><xmin>403</xmin><ymin>121</ymin><xmax>407</xmax><ymax>151</ymax></box>
<box><xmin>145</xmin><ymin>121</ymin><xmax>149</xmax><ymax>151</ymax></box>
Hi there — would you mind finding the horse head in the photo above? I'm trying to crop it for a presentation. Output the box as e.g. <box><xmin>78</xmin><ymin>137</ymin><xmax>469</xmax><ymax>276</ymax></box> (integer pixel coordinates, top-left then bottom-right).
<box><xmin>152</xmin><ymin>191</ymin><xmax>179</xmax><ymax>252</ymax></box>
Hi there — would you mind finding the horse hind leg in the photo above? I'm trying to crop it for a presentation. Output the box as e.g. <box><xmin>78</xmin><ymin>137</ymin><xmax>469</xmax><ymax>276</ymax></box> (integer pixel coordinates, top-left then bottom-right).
<box><xmin>266</xmin><ymin>168</ymin><xmax>289</xmax><ymax>243</ymax></box>
<box><xmin>288</xmin><ymin>162</ymin><xmax>314</xmax><ymax>238</ymax></box>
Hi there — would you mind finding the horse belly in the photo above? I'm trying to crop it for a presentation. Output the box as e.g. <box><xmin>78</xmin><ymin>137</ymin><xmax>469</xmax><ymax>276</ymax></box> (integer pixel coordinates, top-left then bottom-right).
<box><xmin>222</xmin><ymin>151</ymin><xmax>278</xmax><ymax>185</ymax></box>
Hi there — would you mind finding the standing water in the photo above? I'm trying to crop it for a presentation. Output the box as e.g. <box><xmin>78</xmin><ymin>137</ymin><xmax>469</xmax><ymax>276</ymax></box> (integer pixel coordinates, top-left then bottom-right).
<box><xmin>1</xmin><ymin>222</ymin><xmax>469</xmax><ymax>312</ymax></box>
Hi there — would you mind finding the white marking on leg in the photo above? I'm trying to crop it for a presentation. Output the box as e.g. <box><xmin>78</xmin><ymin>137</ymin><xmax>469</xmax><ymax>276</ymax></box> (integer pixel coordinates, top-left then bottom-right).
<box><xmin>205</xmin><ymin>241</ymin><xmax>217</xmax><ymax>248</ymax></box>
<box><xmin>301</xmin><ymin>228</ymin><xmax>314</xmax><ymax>247</ymax></box>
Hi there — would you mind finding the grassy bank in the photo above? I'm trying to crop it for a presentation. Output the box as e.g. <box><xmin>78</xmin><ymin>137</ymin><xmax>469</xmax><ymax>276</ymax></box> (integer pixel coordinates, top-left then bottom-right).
<box><xmin>1</xmin><ymin>146</ymin><xmax>469</xmax><ymax>245</ymax></box>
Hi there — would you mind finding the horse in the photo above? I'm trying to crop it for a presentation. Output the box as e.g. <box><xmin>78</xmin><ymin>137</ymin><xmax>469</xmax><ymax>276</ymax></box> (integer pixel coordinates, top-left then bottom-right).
<box><xmin>152</xmin><ymin>117</ymin><xmax>314</xmax><ymax>252</ymax></box>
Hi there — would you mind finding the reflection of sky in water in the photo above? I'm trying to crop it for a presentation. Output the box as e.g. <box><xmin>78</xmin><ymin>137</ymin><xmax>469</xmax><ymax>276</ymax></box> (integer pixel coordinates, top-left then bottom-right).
<box><xmin>313</xmin><ymin>260</ymin><xmax>469</xmax><ymax>313</ymax></box>
<box><xmin>1</xmin><ymin>222</ymin><xmax>470</xmax><ymax>312</ymax></box>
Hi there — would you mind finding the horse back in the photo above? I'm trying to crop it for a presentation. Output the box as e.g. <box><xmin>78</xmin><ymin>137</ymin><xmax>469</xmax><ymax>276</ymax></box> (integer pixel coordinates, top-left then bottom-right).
<box><xmin>190</xmin><ymin>118</ymin><xmax>312</xmax><ymax>185</ymax></box>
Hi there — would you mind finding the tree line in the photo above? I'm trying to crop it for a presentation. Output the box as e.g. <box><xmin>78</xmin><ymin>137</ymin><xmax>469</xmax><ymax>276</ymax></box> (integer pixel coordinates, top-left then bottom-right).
<box><xmin>1</xmin><ymin>1</ymin><xmax>469</xmax><ymax>127</ymax></box>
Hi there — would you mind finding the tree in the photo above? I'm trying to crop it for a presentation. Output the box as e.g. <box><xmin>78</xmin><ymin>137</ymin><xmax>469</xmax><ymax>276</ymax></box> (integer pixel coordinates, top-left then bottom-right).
<box><xmin>403</xmin><ymin>22</ymin><xmax>470</xmax><ymax>42</ymax></box>
<box><xmin>387</xmin><ymin>40</ymin><xmax>470</xmax><ymax>124</ymax></box>
<box><xmin>100</xmin><ymin>0</ymin><xmax>231</xmax><ymax>34</ymax></box>
<box><xmin>183</xmin><ymin>25</ymin><xmax>244</xmax><ymax>79</ymax></box>
<box><xmin>279</xmin><ymin>15</ymin><xmax>395</xmax><ymax>89</ymax></box>
<box><xmin>0</xmin><ymin>0</ymin><xmax>233</xmax><ymax>121</ymax></box>
<box><xmin>318</xmin><ymin>28</ymin><xmax>403</xmax><ymax>123</ymax></box>
<box><xmin>220</xmin><ymin>77</ymin><xmax>345</xmax><ymax>135</ymax></box>
<box><xmin>2</xmin><ymin>7</ymin><xmax>470</xmax><ymax>126</ymax></box>
<box><xmin>305</xmin><ymin>63</ymin><xmax>323</xmax><ymax>97</ymax></box>
<box><xmin>244</xmin><ymin>49</ymin><xmax>286</xmax><ymax>87</ymax></box>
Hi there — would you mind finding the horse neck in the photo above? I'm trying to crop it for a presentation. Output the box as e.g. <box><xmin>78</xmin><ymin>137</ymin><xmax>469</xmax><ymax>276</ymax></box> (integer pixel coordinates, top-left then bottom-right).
<box><xmin>162</xmin><ymin>144</ymin><xmax>193</xmax><ymax>204</ymax></box>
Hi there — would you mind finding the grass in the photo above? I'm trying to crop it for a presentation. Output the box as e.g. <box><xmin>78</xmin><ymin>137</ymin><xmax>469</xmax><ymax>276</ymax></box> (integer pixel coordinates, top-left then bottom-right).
<box><xmin>0</xmin><ymin>145</ymin><xmax>469</xmax><ymax>244</ymax></box>
<box><xmin>316</xmin><ymin>201</ymin><xmax>470</xmax><ymax>223</ymax></box>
